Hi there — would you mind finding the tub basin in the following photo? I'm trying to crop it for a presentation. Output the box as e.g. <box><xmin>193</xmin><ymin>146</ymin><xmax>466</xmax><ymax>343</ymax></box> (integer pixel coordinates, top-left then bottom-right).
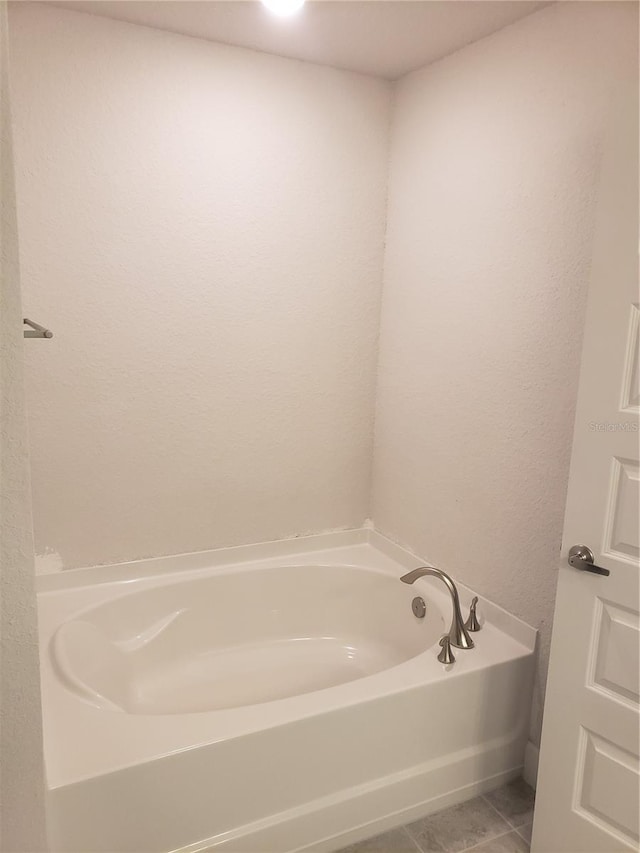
<box><xmin>51</xmin><ymin>564</ymin><xmax>443</xmax><ymax>714</ymax></box>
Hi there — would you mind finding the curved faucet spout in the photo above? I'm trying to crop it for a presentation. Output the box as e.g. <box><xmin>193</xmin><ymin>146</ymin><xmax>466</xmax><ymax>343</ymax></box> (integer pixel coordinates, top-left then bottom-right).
<box><xmin>400</xmin><ymin>566</ymin><xmax>474</xmax><ymax>650</ymax></box>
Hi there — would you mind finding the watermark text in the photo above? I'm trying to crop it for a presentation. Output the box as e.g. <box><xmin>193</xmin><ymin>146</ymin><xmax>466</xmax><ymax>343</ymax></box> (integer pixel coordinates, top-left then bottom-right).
<box><xmin>589</xmin><ymin>421</ymin><xmax>638</xmax><ymax>432</ymax></box>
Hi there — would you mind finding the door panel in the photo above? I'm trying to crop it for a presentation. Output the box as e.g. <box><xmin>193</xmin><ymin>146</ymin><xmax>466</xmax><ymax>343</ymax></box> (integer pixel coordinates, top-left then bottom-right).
<box><xmin>576</xmin><ymin>728</ymin><xmax>639</xmax><ymax>847</ymax></box>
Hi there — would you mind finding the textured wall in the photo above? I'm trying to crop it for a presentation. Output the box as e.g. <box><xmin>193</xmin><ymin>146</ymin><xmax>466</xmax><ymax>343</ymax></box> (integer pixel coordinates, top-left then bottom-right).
<box><xmin>9</xmin><ymin>3</ymin><xmax>391</xmax><ymax>570</ymax></box>
<box><xmin>0</xmin><ymin>2</ymin><xmax>47</xmax><ymax>848</ymax></box>
<box><xmin>372</xmin><ymin>0</ymin><xmax>638</xmax><ymax>746</ymax></box>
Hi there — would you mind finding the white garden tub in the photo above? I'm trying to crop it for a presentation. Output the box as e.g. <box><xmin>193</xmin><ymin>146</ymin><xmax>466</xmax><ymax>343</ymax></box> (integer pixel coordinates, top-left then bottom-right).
<box><xmin>37</xmin><ymin>529</ymin><xmax>536</xmax><ymax>853</ymax></box>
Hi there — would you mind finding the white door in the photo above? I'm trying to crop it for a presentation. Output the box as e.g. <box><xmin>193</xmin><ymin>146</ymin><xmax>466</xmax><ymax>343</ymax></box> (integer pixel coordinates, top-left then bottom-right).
<box><xmin>532</xmin><ymin>89</ymin><xmax>639</xmax><ymax>852</ymax></box>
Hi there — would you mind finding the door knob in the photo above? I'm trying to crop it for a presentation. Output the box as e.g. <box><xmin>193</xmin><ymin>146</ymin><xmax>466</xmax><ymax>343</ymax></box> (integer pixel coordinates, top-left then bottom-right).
<box><xmin>568</xmin><ymin>544</ymin><xmax>610</xmax><ymax>576</ymax></box>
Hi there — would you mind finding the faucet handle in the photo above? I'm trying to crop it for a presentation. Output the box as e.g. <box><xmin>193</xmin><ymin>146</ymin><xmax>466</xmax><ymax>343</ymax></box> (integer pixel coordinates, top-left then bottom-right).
<box><xmin>437</xmin><ymin>635</ymin><xmax>456</xmax><ymax>664</ymax></box>
<box><xmin>464</xmin><ymin>596</ymin><xmax>481</xmax><ymax>632</ymax></box>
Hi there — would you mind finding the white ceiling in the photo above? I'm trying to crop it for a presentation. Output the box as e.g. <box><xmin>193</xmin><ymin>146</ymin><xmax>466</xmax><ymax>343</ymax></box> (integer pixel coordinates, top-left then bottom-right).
<box><xmin>48</xmin><ymin>0</ymin><xmax>548</xmax><ymax>79</ymax></box>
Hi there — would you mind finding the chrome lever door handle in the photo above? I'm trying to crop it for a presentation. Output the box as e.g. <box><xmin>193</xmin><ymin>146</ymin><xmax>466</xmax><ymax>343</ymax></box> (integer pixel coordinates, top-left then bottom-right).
<box><xmin>568</xmin><ymin>544</ymin><xmax>610</xmax><ymax>576</ymax></box>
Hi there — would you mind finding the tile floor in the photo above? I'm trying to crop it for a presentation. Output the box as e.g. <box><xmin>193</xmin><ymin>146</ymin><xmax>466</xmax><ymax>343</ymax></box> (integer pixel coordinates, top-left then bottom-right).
<box><xmin>337</xmin><ymin>778</ymin><xmax>535</xmax><ymax>853</ymax></box>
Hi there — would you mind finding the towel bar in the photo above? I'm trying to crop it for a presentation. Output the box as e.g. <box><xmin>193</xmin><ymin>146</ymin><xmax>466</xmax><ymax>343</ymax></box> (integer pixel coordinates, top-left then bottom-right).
<box><xmin>23</xmin><ymin>318</ymin><xmax>53</xmax><ymax>339</ymax></box>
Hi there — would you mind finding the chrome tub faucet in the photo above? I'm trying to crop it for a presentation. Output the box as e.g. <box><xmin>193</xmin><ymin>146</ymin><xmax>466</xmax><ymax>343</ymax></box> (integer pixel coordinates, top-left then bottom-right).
<box><xmin>400</xmin><ymin>566</ymin><xmax>475</xmax><ymax>650</ymax></box>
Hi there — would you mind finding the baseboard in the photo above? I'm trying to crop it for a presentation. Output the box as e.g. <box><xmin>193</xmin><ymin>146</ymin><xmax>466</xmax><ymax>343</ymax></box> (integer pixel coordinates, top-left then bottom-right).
<box><xmin>523</xmin><ymin>740</ymin><xmax>539</xmax><ymax>790</ymax></box>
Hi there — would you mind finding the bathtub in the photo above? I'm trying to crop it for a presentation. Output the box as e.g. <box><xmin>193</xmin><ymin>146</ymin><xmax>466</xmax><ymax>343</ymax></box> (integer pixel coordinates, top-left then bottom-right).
<box><xmin>37</xmin><ymin>529</ymin><xmax>536</xmax><ymax>853</ymax></box>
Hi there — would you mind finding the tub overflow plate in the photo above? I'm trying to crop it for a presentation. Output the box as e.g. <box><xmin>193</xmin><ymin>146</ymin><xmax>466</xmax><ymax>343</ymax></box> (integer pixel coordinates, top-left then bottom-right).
<box><xmin>411</xmin><ymin>596</ymin><xmax>426</xmax><ymax>618</ymax></box>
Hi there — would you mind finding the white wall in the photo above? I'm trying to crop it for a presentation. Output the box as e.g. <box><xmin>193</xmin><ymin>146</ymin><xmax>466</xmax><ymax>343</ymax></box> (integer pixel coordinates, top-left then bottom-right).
<box><xmin>372</xmin><ymin>0</ymin><xmax>639</xmax><ymax>746</ymax></box>
<box><xmin>0</xmin><ymin>2</ymin><xmax>47</xmax><ymax>848</ymax></box>
<box><xmin>9</xmin><ymin>3</ymin><xmax>391</xmax><ymax>570</ymax></box>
